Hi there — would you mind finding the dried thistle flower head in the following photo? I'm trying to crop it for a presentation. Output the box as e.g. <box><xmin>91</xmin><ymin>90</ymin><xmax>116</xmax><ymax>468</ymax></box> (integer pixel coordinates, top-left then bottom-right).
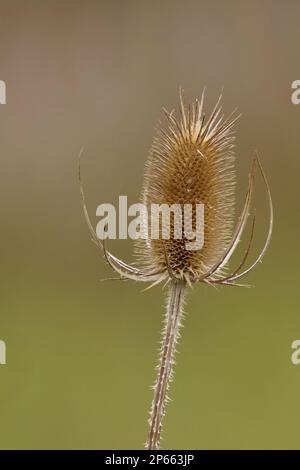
<box><xmin>80</xmin><ymin>89</ymin><xmax>272</xmax><ymax>288</ymax></box>
<box><xmin>137</xmin><ymin>89</ymin><xmax>237</xmax><ymax>284</ymax></box>
<box><xmin>79</xmin><ymin>88</ymin><xmax>273</xmax><ymax>450</ymax></box>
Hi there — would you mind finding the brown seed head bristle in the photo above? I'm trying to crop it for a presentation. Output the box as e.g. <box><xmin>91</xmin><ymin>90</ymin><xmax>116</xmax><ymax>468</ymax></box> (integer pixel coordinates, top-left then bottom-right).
<box><xmin>136</xmin><ymin>89</ymin><xmax>239</xmax><ymax>283</ymax></box>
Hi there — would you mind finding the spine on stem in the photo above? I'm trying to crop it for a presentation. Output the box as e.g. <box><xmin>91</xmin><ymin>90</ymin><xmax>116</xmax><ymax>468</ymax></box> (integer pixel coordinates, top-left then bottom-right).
<box><xmin>146</xmin><ymin>280</ymin><xmax>186</xmax><ymax>450</ymax></box>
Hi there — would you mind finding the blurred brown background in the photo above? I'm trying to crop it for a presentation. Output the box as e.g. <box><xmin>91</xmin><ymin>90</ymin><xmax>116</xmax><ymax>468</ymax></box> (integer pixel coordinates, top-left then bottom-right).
<box><xmin>0</xmin><ymin>0</ymin><xmax>299</xmax><ymax>449</ymax></box>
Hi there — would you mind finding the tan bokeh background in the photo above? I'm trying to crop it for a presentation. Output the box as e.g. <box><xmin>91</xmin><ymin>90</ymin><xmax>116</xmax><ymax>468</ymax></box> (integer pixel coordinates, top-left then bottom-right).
<box><xmin>0</xmin><ymin>0</ymin><xmax>300</xmax><ymax>449</ymax></box>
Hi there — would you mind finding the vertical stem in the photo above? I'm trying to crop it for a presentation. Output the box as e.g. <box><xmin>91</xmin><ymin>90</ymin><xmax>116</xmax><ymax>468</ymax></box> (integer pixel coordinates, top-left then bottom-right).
<box><xmin>146</xmin><ymin>280</ymin><xmax>186</xmax><ymax>450</ymax></box>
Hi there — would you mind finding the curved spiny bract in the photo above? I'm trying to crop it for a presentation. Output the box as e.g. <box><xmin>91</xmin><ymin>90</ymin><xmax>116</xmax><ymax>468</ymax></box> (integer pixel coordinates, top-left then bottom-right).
<box><xmin>136</xmin><ymin>90</ymin><xmax>238</xmax><ymax>284</ymax></box>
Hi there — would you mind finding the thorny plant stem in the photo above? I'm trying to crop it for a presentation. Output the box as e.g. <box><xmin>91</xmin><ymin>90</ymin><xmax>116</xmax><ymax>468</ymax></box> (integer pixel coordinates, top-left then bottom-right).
<box><xmin>146</xmin><ymin>280</ymin><xmax>186</xmax><ymax>450</ymax></box>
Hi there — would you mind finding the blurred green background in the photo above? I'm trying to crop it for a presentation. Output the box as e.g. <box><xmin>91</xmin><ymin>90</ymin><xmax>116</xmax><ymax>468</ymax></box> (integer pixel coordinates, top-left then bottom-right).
<box><xmin>0</xmin><ymin>0</ymin><xmax>300</xmax><ymax>450</ymax></box>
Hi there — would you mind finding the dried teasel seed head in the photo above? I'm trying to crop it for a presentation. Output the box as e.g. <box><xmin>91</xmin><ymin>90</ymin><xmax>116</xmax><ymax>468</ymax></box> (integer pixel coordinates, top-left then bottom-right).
<box><xmin>80</xmin><ymin>88</ymin><xmax>272</xmax><ymax>288</ymax></box>
<box><xmin>140</xmin><ymin>91</ymin><xmax>272</xmax><ymax>449</ymax></box>
<box><xmin>136</xmin><ymin>89</ymin><xmax>239</xmax><ymax>283</ymax></box>
<box><xmin>79</xmin><ymin>87</ymin><xmax>273</xmax><ymax>451</ymax></box>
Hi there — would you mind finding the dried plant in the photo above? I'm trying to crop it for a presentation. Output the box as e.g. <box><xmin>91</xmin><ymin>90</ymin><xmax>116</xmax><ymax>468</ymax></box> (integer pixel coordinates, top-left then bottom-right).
<box><xmin>79</xmin><ymin>89</ymin><xmax>273</xmax><ymax>450</ymax></box>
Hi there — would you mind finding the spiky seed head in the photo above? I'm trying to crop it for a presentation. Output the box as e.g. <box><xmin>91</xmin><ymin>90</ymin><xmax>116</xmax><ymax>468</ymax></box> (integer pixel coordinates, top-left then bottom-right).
<box><xmin>136</xmin><ymin>89</ymin><xmax>238</xmax><ymax>283</ymax></box>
